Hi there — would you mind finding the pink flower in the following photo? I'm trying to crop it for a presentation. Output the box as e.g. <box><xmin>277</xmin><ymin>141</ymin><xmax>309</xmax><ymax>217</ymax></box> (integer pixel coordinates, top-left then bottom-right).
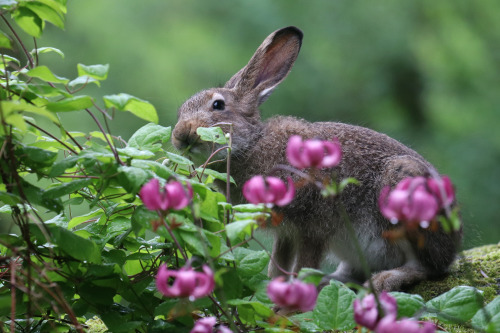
<box><xmin>190</xmin><ymin>317</ymin><xmax>216</xmax><ymax>333</ymax></box>
<box><xmin>155</xmin><ymin>264</ymin><xmax>215</xmax><ymax>299</ymax></box>
<box><xmin>190</xmin><ymin>317</ymin><xmax>231</xmax><ymax>333</ymax></box>
<box><xmin>376</xmin><ymin>316</ymin><xmax>436</xmax><ymax>333</ymax></box>
<box><xmin>379</xmin><ymin>177</ymin><xmax>440</xmax><ymax>227</ymax></box>
<box><xmin>427</xmin><ymin>175</ymin><xmax>455</xmax><ymax>208</ymax></box>
<box><xmin>267</xmin><ymin>277</ymin><xmax>318</xmax><ymax>312</ymax></box>
<box><xmin>353</xmin><ymin>292</ymin><xmax>398</xmax><ymax>330</ymax></box>
<box><xmin>243</xmin><ymin>175</ymin><xmax>295</xmax><ymax>206</ymax></box>
<box><xmin>139</xmin><ymin>178</ymin><xmax>193</xmax><ymax>211</ymax></box>
<box><xmin>286</xmin><ymin>135</ymin><xmax>342</xmax><ymax>169</ymax></box>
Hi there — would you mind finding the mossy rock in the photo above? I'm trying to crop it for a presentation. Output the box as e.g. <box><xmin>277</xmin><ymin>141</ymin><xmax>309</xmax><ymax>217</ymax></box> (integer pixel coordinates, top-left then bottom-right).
<box><xmin>410</xmin><ymin>242</ymin><xmax>500</xmax><ymax>303</ymax></box>
<box><xmin>409</xmin><ymin>243</ymin><xmax>500</xmax><ymax>333</ymax></box>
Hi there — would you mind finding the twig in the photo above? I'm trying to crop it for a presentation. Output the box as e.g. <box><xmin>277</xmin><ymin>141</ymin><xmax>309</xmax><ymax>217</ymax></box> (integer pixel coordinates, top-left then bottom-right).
<box><xmin>0</xmin><ymin>14</ymin><xmax>34</xmax><ymax>68</ymax></box>
<box><xmin>25</xmin><ymin>120</ymin><xmax>78</xmax><ymax>155</ymax></box>
<box><xmin>85</xmin><ymin>108</ymin><xmax>124</xmax><ymax>165</ymax></box>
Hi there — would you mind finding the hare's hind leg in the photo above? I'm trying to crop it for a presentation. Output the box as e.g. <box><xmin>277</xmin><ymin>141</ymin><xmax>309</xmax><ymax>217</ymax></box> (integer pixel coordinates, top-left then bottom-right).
<box><xmin>268</xmin><ymin>234</ymin><xmax>297</xmax><ymax>277</ymax></box>
<box><xmin>268</xmin><ymin>233</ymin><xmax>326</xmax><ymax>277</ymax></box>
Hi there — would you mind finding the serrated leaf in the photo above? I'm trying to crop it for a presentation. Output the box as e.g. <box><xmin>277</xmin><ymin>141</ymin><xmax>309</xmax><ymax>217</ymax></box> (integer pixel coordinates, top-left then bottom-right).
<box><xmin>425</xmin><ymin>286</ymin><xmax>484</xmax><ymax>324</ymax></box>
<box><xmin>471</xmin><ymin>296</ymin><xmax>500</xmax><ymax>332</ymax></box>
<box><xmin>77</xmin><ymin>63</ymin><xmax>109</xmax><ymax>80</ymax></box>
<box><xmin>196</xmin><ymin>126</ymin><xmax>227</xmax><ymax>144</ymax></box>
<box><xmin>27</xmin><ymin>65</ymin><xmax>68</xmax><ymax>83</ymax></box>
<box><xmin>103</xmin><ymin>93</ymin><xmax>158</xmax><ymax>123</ymax></box>
<box><xmin>234</xmin><ymin>248</ymin><xmax>269</xmax><ymax>277</ymax></box>
<box><xmin>390</xmin><ymin>292</ymin><xmax>425</xmax><ymax>318</ymax></box>
<box><xmin>226</xmin><ymin>219</ymin><xmax>257</xmax><ymax>243</ymax></box>
<box><xmin>313</xmin><ymin>280</ymin><xmax>356</xmax><ymax>331</ymax></box>
<box><xmin>46</xmin><ymin>95</ymin><xmax>93</xmax><ymax>112</ymax></box>
<box><xmin>43</xmin><ymin>178</ymin><xmax>93</xmax><ymax>199</ymax></box>
<box><xmin>128</xmin><ymin>123</ymin><xmax>171</xmax><ymax>152</ymax></box>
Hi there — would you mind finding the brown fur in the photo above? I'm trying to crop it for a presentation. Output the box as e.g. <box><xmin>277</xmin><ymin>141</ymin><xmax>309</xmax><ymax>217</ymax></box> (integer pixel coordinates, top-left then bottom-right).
<box><xmin>172</xmin><ymin>26</ymin><xmax>462</xmax><ymax>292</ymax></box>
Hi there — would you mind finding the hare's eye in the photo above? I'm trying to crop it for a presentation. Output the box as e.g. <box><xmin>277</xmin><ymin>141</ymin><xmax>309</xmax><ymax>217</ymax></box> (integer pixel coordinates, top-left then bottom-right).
<box><xmin>212</xmin><ymin>100</ymin><xmax>225</xmax><ymax>111</ymax></box>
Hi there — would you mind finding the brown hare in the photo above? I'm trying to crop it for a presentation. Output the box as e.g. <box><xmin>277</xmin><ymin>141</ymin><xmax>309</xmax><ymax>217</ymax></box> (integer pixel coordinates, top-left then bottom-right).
<box><xmin>172</xmin><ymin>26</ymin><xmax>461</xmax><ymax>292</ymax></box>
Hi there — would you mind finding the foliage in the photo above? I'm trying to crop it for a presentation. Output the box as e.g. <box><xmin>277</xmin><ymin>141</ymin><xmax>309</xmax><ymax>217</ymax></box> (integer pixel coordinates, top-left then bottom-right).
<box><xmin>0</xmin><ymin>2</ymin><xmax>499</xmax><ymax>333</ymax></box>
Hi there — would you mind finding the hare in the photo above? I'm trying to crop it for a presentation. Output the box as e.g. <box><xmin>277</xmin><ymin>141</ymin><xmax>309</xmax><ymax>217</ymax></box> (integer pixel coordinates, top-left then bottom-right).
<box><xmin>172</xmin><ymin>26</ymin><xmax>461</xmax><ymax>292</ymax></box>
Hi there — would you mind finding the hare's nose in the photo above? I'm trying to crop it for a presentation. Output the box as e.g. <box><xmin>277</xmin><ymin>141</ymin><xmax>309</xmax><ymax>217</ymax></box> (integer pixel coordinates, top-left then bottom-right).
<box><xmin>172</xmin><ymin>121</ymin><xmax>198</xmax><ymax>149</ymax></box>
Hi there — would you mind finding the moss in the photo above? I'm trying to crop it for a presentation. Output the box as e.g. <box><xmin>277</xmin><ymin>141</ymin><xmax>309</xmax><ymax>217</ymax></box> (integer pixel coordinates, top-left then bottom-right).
<box><xmin>85</xmin><ymin>316</ymin><xmax>108</xmax><ymax>333</ymax></box>
<box><xmin>410</xmin><ymin>243</ymin><xmax>500</xmax><ymax>303</ymax></box>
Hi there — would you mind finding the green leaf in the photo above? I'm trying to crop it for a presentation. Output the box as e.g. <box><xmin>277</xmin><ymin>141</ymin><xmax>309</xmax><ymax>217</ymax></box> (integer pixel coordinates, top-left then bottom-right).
<box><xmin>226</xmin><ymin>219</ymin><xmax>257</xmax><ymax>243</ymax></box>
<box><xmin>196</xmin><ymin>126</ymin><xmax>227</xmax><ymax>144</ymax></box>
<box><xmin>23</xmin><ymin>1</ymin><xmax>64</xmax><ymax>29</ymax></box>
<box><xmin>13</xmin><ymin>6</ymin><xmax>44</xmax><ymax>37</ymax></box>
<box><xmin>49</xmin><ymin>155</ymin><xmax>79</xmax><ymax>177</ymax></box>
<box><xmin>43</xmin><ymin>178</ymin><xmax>93</xmax><ymax>199</ymax></box>
<box><xmin>234</xmin><ymin>248</ymin><xmax>269</xmax><ymax>277</ymax></box>
<box><xmin>0</xmin><ymin>31</ymin><xmax>11</xmax><ymax>49</ymax></box>
<box><xmin>27</xmin><ymin>65</ymin><xmax>68</xmax><ymax>83</ymax></box>
<box><xmin>1</xmin><ymin>100</ymin><xmax>59</xmax><ymax>123</ymax></box>
<box><xmin>196</xmin><ymin>167</ymin><xmax>235</xmax><ymax>184</ymax></box>
<box><xmin>131</xmin><ymin>205</ymin><xmax>158</xmax><ymax>234</ymax></box>
<box><xmin>77</xmin><ymin>63</ymin><xmax>109</xmax><ymax>80</ymax></box>
<box><xmin>471</xmin><ymin>296</ymin><xmax>500</xmax><ymax>332</ymax></box>
<box><xmin>68</xmin><ymin>75</ymin><xmax>99</xmax><ymax>87</ymax></box>
<box><xmin>390</xmin><ymin>292</ymin><xmax>425</xmax><ymax>318</ymax></box>
<box><xmin>166</xmin><ymin>151</ymin><xmax>193</xmax><ymax>166</ymax></box>
<box><xmin>227</xmin><ymin>299</ymin><xmax>274</xmax><ymax>324</ymax></box>
<box><xmin>313</xmin><ymin>280</ymin><xmax>356</xmax><ymax>331</ymax></box>
<box><xmin>117</xmin><ymin>146</ymin><xmax>154</xmax><ymax>159</ymax></box>
<box><xmin>17</xmin><ymin>179</ymin><xmax>62</xmax><ymax>212</ymax></box>
<box><xmin>44</xmin><ymin>223</ymin><xmax>101</xmax><ymax>263</ymax></box>
<box><xmin>425</xmin><ymin>286</ymin><xmax>484</xmax><ymax>324</ymax></box>
<box><xmin>103</xmin><ymin>93</ymin><xmax>158</xmax><ymax>123</ymax></box>
<box><xmin>31</xmin><ymin>46</ymin><xmax>64</xmax><ymax>58</ymax></box>
<box><xmin>46</xmin><ymin>95</ymin><xmax>93</xmax><ymax>112</ymax></box>
<box><xmin>128</xmin><ymin>123</ymin><xmax>171</xmax><ymax>152</ymax></box>
<box><xmin>117</xmin><ymin>166</ymin><xmax>151</xmax><ymax>193</ymax></box>
<box><xmin>68</xmin><ymin>209</ymin><xmax>102</xmax><ymax>229</ymax></box>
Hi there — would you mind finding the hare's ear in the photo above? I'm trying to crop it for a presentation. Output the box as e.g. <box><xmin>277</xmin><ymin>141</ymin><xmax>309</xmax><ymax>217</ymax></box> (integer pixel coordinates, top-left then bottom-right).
<box><xmin>225</xmin><ymin>26</ymin><xmax>303</xmax><ymax>105</ymax></box>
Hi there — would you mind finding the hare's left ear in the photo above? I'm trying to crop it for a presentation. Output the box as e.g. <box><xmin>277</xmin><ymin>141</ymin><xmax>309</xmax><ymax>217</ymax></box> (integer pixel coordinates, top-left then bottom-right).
<box><xmin>225</xmin><ymin>26</ymin><xmax>303</xmax><ymax>105</ymax></box>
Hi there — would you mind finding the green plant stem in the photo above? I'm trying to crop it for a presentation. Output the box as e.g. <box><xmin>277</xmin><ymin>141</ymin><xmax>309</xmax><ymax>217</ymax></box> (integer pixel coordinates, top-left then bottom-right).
<box><xmin>162</xmin><ymin>218</ymin><xmax>188</xmax><ymax>261</ymax></box>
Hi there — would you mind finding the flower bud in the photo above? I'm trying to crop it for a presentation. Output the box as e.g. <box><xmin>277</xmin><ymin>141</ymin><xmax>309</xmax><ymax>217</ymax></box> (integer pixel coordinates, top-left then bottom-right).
<box><xmin>286</xmin><ymin>135</ymin><xmax>342</xmax><ymax>169</ymax></box>
<box><xmin>267</xmin><ymin>277</ymin><xmax>318</xmax><ymax>312</ymax></box>
<box><xmin>139</xmin><ymin>178</ymin><xmax>193</xmax><ymax>212</ymax></box>
<box><xmin>156</xmin><ymin>264</ymin><xmax>215</xmax><ymax>299</ymax></box>
<box><xmin>243</xmin><ymin>175</ymin><xmax>295</xmax><ymax>207</ymax></box>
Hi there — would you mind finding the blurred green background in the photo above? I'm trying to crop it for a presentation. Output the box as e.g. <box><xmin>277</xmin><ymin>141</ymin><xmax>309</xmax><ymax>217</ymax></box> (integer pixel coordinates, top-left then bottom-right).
<box><xmin>23</xmin><ymin>1</ymin><xmax>500</xmax><ymax>248</ymax></box>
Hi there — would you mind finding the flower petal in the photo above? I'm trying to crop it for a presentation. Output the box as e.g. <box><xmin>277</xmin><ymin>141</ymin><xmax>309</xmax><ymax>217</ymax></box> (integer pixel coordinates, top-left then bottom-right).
<box><xmin>286</xmin><ymin>135</ymin><xmax>306</xmax><ymax>169</ymax></box>
<box><xmin>320</xmin><ymin>139</ymin><xmax>342</xmax><ymax>168</ymax></box>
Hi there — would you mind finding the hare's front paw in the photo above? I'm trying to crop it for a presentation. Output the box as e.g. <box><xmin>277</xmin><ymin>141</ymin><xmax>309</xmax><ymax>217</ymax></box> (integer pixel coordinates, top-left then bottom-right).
<box><xmin>367</xmin><ymin>265</ymin><xmax>427</xmax><ymax>292</ymax></box>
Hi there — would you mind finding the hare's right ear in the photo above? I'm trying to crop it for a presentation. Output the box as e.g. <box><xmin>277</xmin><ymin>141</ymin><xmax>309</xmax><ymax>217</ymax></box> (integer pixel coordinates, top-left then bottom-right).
<box><xmin>225</xmin><ymin>26</ymin><xmax>303</xmax><ymax>105</ymax></box>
